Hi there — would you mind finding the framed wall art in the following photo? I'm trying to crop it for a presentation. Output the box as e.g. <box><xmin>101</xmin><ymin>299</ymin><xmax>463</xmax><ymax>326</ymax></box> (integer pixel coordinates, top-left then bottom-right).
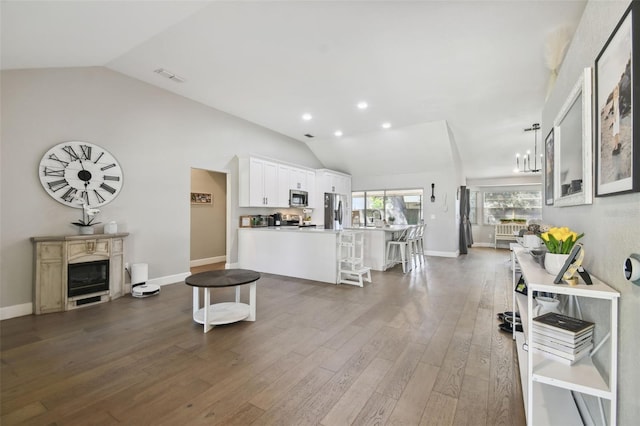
<box><xmin>595</xmin><ymin>1</ymin><xmax>639</xmax><ymax>196</ymax></box>
<box><xmin>191</xmin><ymin>192</ymin><xmax>212</xmax><ymax>204</ymax></box>
<box><xmin>544</xmin><ymin>128</ymin><xmax>554</xmax><ymax>206</ymax></box>
<box><xmin>553</xmin><ymin>67</ymin><xmax>593</xmax><ymax>207</ymax></box>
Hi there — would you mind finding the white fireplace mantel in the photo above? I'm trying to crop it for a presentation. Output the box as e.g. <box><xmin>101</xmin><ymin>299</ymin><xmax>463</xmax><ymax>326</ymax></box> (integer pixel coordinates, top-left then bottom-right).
<box><xmin>31</xmin><ymin>233</ymin><xmax>129</xmax><ymax>314</ymax></box>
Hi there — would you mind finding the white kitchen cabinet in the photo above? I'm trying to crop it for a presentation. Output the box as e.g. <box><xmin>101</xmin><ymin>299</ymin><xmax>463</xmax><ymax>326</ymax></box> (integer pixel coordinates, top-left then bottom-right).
<box><xmin>305</xmin><ymin>170</ymin><xmax>316</xmax><ymax>207</ymax></box>
<box><xmin>239</xmin><ymin>157</ymin><xmax>343</xmax><ymax>209</ymax></box>
<box><xmin>278</xmin><ymin>164</ymin><xmax>293</xmax><ymax>207</ymax></box>
<box><xmin>512</xmin><ymin>246</ymin><xmax>619</xmax><ymax>425</ymax></box>
<box><xmin>239</xmin><ymin>157</ymin><xmax>281</xmax><ymax>207</ymax></box>
<box><xmin>290</xmin><ymin>167</ymin><xmax>307</xmax><ymax>190</ymax></box>
<box><xmin>277</xmin><ymin>164</ymin><xmax>314</xmax><ymax>207</ymax></box>
<box><xmin>316</xmin><ymin>169</ymin><xmax>351</xmax><ymax>196</ymax></box>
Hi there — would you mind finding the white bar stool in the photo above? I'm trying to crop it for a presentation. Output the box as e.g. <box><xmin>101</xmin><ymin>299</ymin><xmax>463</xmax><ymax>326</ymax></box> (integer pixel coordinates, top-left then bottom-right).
<box><xmin>385</xmin><ymin>227</ymin><xmax>412</xmax><ymax>273</ymax></box>
<box><xmin>412</xmin><ymin>224</ymin><xmax>425</xmax><ymax>263</ymax></box>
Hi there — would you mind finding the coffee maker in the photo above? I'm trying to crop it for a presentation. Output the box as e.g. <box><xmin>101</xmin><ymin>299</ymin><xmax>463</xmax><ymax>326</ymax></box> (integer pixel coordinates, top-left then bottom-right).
<box><xmin>270</xmin><ymin>212</ymin><xmax>282</xmax><ymax>226</ymax></box>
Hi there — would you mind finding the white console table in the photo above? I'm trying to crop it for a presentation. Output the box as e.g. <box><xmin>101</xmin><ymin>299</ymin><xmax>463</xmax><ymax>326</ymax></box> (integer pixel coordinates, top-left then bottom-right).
<box><xmin>512</xmin><ymin>245</ymin><xmax>619</xmax><ymax>425</ymax></box>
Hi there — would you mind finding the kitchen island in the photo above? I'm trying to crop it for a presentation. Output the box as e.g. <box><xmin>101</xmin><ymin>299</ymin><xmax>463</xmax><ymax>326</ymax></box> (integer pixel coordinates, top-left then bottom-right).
<box><xmin>238</xmin><ymin>227</ymin><xmax>340</xmax><ymax>284</ymax></box>
<box><xmin>346</xmin><ymin>225</ymin><xmax>413</xmax><ymax>271</ymax></box>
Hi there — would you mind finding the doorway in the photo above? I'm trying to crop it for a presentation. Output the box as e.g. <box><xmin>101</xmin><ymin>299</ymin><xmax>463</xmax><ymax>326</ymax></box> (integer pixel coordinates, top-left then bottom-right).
<box><xmin>190</xmin><ymin>168</ymin><xmax>227</xmax><ymax>272</ymax></box>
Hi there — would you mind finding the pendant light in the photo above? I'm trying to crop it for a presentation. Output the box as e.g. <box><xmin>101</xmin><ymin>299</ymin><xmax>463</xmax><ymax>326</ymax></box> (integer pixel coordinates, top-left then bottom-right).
<box><xmin>514</xmin><ymin>123</ymin><xmax>542</xmax><ymax>173</ymax></box>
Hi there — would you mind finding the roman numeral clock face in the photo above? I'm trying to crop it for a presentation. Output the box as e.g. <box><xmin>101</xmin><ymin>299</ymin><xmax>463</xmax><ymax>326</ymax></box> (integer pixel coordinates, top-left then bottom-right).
<box><xmin>39</xmin><ymin>141</ymin><xmax>123</xmax><ymax>208</ymax></box>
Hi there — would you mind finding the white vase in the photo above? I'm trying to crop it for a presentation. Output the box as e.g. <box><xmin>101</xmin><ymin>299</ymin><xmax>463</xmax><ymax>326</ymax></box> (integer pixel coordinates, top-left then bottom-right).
<box><xmin>78</xmin><ymin>226</ymin><xmax>94</xmax><ymax>235</ymax></box>
<box><xmin>544</xmin><ymin>253</ymin><xmax>569</xmax><ymax>275</ymax></box>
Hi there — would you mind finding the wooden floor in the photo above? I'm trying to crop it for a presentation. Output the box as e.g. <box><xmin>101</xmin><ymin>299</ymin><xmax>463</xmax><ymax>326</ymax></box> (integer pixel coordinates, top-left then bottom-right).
<box><xmin>1</xmin><ymin>248</ymin><xmax>525</xmax><ymax>425</ymax></box>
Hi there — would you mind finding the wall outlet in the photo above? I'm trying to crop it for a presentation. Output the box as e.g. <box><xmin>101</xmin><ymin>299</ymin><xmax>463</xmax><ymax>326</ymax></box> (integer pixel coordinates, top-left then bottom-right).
<box><xmin>124</xmin><ymin>262</ymin><xmax>129</xmax><ymax>271</ymax></box>
<box><xmin>488</xmin><ymin>234</ymin><xmax>492</xmax><ymax>239</ymax></box>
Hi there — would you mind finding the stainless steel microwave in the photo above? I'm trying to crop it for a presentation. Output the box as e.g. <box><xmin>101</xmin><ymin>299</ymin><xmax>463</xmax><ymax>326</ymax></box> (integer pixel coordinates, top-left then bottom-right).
<box><xmin>289</xmin><ymin>190</ymin><xmax>308</xmax><ymax>207</ymax></box>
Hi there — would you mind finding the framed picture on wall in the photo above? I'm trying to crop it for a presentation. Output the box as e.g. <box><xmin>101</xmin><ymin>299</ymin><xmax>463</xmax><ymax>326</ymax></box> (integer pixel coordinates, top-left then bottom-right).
<box><xmin>191</xmin><ymin>192</ymin><xmax>212</xmax><ymax>204</ymax></box>
<box><xmin>595</xmin><ymin>1</ymin><xmax>640</xmax><ymax>196</ymax></box>
<box><xmin>545</xmin><ymin>128</ymin><xmax>554</xmax><ymax>205</ymax></box>
<box><xmin>553</xmin><ymin>68</ymin><xmax>593</xmax><ymax>207</ymax></box>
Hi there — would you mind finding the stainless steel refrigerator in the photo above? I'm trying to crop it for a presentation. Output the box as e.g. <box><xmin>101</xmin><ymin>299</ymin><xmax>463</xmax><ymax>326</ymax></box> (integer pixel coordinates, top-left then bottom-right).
<box><xmin>324</xmin><ymin>192</ymin><xmax>348</xmax><ymax>229</ymax></box>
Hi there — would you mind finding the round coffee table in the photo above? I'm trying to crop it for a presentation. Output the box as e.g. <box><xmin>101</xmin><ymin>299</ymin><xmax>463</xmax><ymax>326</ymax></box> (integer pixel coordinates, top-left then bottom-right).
<box><xmin>185</xmin><ymin>269</ymin><xmax>260</xmax><ymax>333</ymax></box>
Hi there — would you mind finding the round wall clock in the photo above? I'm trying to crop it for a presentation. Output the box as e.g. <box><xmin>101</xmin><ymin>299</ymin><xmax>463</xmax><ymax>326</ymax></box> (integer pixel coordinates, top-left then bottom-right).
<box><xmin>38</xmin><ymin>141</ymin><xmax>124</xmax><ymax>208</ymax></box>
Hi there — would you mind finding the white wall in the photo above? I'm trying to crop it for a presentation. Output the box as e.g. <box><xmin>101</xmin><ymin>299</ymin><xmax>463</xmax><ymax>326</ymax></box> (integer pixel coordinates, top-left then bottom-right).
<box><xmin>541</xmin><ymin>1</ymin><xmax>640</xmax><ymax>423</ymax></box>
<box><xmin>0</xmin><ymin>67</ymin><xmax>323</xmax><ymax>312</ymax></box>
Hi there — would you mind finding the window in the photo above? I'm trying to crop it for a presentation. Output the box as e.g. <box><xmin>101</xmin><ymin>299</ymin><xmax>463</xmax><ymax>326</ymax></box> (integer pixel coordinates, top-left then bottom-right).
<box><xmin>352</xmin><ymin>189</ymin><xmax>423</xmax><ymax>226</ymax></box>
<box><xmin>483</xmin><ymin>190</ymin><xmax>542</xmax><ymax>225</ymax></box>
<box><xmin>469</xmin><ymin>191</ymin><xmax>478</xmax><ymax>224</ymax></box>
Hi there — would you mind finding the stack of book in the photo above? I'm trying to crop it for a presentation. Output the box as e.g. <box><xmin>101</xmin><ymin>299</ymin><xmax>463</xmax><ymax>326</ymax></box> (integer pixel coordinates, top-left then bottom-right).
<box><xmin>531</xmin><ymin>312</ymin><xmax>595</xmax><ymax>365</ymax></box>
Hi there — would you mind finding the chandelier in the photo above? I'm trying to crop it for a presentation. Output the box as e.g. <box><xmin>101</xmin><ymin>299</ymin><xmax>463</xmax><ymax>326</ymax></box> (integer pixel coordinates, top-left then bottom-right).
<box><xmin>514</xmin><ymin>123</ymin><xmax>542</xmax><ymax>173</ymax></box>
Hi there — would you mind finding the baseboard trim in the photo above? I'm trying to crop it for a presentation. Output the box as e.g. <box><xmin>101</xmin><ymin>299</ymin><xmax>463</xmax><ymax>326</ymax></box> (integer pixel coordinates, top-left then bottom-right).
<box><xmin>1</xmin><ymin>273</ymin><xmax>191</xmax><ymax>320</ymax></box>
<box><xmin>0</xmin><ymin>303</ymin><xmax>33</xmax><ymax>320</ymax></box>
<box><xmin>147</xmin><ymin>272</ymin><xmax>192</xmax><ymax>287</ymax></box>
<box><xmin>473</xmin><ymin>242</ymin><xmax>495</xmax><ymax>248</ymax></box>
<box><xmin>190</xmin><ymin>256</ymin><xmax>226</xmax><ymax>267</ymax></box>
<box><xmin>425</xmin><ymin>250</ymin><xmax>459</xmax><ymax>258</ymax></box>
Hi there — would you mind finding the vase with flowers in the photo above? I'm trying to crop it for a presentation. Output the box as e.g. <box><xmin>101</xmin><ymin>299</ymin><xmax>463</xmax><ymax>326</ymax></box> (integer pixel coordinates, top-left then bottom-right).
<box><xmin>540</xmin><ymin>226</ymin><xmax>584</xmax><ymax>275</ymax></box>
<box><xmin>72</xmin><ymin>199</ymin><xmax>101</xmax><ymax>235</ymax></box>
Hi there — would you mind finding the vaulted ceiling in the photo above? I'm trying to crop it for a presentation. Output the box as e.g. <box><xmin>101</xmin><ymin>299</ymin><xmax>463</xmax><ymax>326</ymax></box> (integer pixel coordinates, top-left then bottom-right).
<box><xmin>1</xmin><ymin>0</ymin><xmax>587</xmax><ymax>180</ymax></box>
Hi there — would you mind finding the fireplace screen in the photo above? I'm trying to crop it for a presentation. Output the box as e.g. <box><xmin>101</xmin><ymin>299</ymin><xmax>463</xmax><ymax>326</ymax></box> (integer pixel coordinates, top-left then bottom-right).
<box><xmin>68</xmin><ymin>260</ymin><xmax>109</xmax><ymax>297</ymax></box>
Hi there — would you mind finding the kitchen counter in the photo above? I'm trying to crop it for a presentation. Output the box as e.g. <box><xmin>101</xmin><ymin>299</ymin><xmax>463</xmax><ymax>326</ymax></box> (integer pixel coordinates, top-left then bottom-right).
<box><xmin>238</xmin><ymin>227</ymin><xmax>339</xmax><ymax>284</ymax></box>
<box><xmin>245</xmin><ymin>226</ymin><xmax>338</xmax><ymax>233</ymax></box>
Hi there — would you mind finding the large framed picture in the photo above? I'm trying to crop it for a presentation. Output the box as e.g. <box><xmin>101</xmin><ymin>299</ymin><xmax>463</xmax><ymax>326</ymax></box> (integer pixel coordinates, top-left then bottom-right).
<box><xmin>553</xmin><ymin>68</ymin><xmax>593</xmax><ymax>207</ymax></box>
<box><xmin>544</xmin><ymin>128</ymin><xmax>554</xmax><ymax>206</ymax></box>
<box><xmin>595</xmin><ymin>2</ymin><xmax>640</xmax><ymax>196</ymax></box>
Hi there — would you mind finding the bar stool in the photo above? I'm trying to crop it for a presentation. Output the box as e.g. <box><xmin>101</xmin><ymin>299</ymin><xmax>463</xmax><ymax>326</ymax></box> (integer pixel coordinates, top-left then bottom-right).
<box><xmin>406</xmin><ymin>225</ymin><xmax>421</xmax><ymax>266</ymax></box>
<box><xmin>412</xmin><ymin>224</ymin><xmax>425</xmax><ymax>264</ymax></box>
<box><xmin>385</xmin><ymin>227</ymin><xmax>412</xmax><ymax>273</ymax></box>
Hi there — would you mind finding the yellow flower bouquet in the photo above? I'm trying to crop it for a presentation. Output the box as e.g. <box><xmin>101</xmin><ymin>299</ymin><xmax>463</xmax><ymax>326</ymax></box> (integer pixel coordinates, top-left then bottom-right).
<box><xmin>540</xmin><ymin>227</ymin><xmax>584</xmax><ymax>254</ymax></box>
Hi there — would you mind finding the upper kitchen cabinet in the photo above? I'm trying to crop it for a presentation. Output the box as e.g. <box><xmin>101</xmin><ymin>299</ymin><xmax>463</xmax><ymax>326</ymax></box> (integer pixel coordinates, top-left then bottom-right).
<box><xmin>317</xmin><ymin>169</ymin><xmax>351</xmax><ymax>196</ymax></box>
<box><xmin>239</xmin><ymin>157</ymin><xmax>281</xmax><ymax>207</ymax></box>
<box><xmin>305</xmin><ymin>170</ymin><xmax>316</xmax><ymax>206</ymax></box>
<box><xmin>277</xmin><ymin>164</ymin><xmax>316</xmax><ymax>207</ymax></box>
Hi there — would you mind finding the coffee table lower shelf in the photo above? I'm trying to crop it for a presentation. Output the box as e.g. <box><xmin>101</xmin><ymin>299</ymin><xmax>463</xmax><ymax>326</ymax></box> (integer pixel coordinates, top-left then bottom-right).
<box><xmin>193</xmin><ymin>302</ymin><xmax>251</xmax><ymax>326</ymax></box>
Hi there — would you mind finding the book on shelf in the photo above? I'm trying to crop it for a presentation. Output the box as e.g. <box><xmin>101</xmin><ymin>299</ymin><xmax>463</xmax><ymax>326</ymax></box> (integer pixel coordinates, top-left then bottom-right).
<box><xmin>532</xmin><ymin>325</ymin><xmax>593</xmax><ymax>344</ymax></box>
<box><xmin>532</xmin><ymin>312</ymin><xmax>595</xmax><ymax>335</ymax></box>
<box><xmin>531</xmin><ymin>334</ymin><xmax>593</xmax><ymax>354</ymax></box>
<box><xmin>531</xmin><ymin>340</ymin><xmax>593</xmax><ymax>359</ymax></box>
<box><xmin>531</xmin><ymin>342</ymin><xmax>593</xmax><ymax>365</ymax></box>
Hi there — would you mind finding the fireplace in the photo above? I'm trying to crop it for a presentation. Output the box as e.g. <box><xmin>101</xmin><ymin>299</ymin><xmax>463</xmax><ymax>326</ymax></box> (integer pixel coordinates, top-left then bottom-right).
<box><xmin>68</xmin><ymin>260</ymin><xmax>109</xmax><ymax>298</ymax></box>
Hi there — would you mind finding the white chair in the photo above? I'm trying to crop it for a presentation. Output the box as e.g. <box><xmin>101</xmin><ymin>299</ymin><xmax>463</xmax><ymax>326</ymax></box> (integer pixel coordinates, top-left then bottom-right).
<box><xmin>337</xmin><ymin>231</ymin><xmax>371</xmax><ymax>287</ymax></box>
<box><xmin>385</xmin><ymin>227</ymin><xmax>412</xmax><ymax>273</ymax></box>
<box><xmin>412</xmin><ymin>224</ymin><xmax>425</xmax><ymax>263</ymax></box>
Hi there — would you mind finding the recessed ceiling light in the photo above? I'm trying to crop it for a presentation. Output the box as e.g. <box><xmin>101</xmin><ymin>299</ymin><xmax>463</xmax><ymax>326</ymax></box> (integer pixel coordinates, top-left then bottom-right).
<box><xmin>382</xmin><ymin>122</ymin><xmax>391</xmax><ymax>129</ymax></box>
<box><xmin>357</xmin><ymin>101</ymin><xmax>368</xmax><ymax>110</ymax></box>
<box><xmin>334</xmin><ymin>130</ymin><xmax>343</xmax><ymax>137</ymax></box>
<box><xmin>302</xmin><ymin>113</ymin><xmax>313</xmax><ymax>121</ymax></box>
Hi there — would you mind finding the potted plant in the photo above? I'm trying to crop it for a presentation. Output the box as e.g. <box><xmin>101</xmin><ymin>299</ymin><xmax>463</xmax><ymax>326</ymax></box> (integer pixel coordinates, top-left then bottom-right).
<box><xmin>72</xmin><ymin>199</ymin><xmax>100</xmax><ymax>235</ymax></box>
<box><xmin>540</xmin><ymin>227</ymin><xmax>584</xmax><ymax>275</ymax></box>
